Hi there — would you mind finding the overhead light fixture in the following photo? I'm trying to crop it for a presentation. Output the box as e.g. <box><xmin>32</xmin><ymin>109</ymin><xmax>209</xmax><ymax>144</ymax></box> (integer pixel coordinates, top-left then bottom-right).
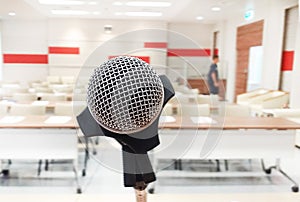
<box><xmin>211</xmin><ymin>6</ymin><xmax>221</xmax><ymax>11</ymax></box>
<box><xmin>113</xmin><ymin>1</ymin><xmax>123</xmax><ymax>6</ymax></box>
<box><xmin>196</xmin><ymin>16</ymin><xmax>204</xmax><ymax>20</ymax></box>
<box><xmin>114</xmin><ymin>12</ymin><xmax>123</xmax><ymax>15</ymax></box>
<box><xmin>88</xmin><ymin>1</ymin><xmax>97</xmax><ymax>5</ymax></box>
<box><xmin>51</xmin><ymin>10</ymin><xmax>89</xmax><ymax>15</ymax></box>
<box><xmin>8</xmin><ymin>12</ymin><xmax>16</xmax><ymax>16</ymax></box>
<box><xmin>125</xmin><ymin>12</ymin><xmax>162</xmax><ymax>17</ymax></box>
<box><xmin>126</xmin><ymin>1</ymin><xmax>171</xmax><ymax>7</ymax></box>
<box><xmin>92</xmin><ymin>11</ymin><xmax>100</xmax><ymax>15</ymax></box>
<box><xmin>39</xmin><ymin>0</ymin><xmax>84</xmax><ymax>5</ymax></box>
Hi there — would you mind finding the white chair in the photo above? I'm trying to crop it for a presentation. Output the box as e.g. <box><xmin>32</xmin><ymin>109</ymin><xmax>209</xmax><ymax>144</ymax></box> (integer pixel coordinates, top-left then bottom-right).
<box><xmin>0</xmin><ymin>104</ymin><xmax>8</xmax><ymax>115</ymax></box>
<box><xmin>222</xmin><ymin>104</ymin><xmax>251</xmax><ymax>117</ymax></box>
<box><xmin>41</xmin><ymin>94</ymin><xmax>67</xmax><ymax>102</ymax></box>
<box><xmin>61</xmin><ymin>76</ymin><xmax>75</xmax><ymax>84</ymax></box>
<box><xmin>237</xmin><ymin>89</ymin><xmax>270</xmax><ymax>105</ymax></box>
<box><xmin>161</xmin><ymin>104</ymin><xmax>173</xmax><ymax>116</ymax></box>
<box><xmin>10</xmin><ymin>104</ymin><xmax>46</xmax><ymax>115</ymax></box>
<box><xmin>13</xmin><ymin>93</ymin><xmax>37</xmax><ymax>102</ymax></box>
<box><xmin>54</xmin><ymin>102</ymin><xmax>86</xmax><ymax>116</ymax></box>
<box><xmin>250</xmin><ymin>91</ymin><xmax>289</xmax><ymax>115</ymax></box>
<box><xmin>50</xmin><ymin>84</ymin><xmax>73</xmax><ymax>93</ymax></box>
<box><xmin>172</xmin><ymin>93</ymin><xmax>197</xmax><ymax>105</ymax></box>
<box><xmin>177</xmin><ymin>104</ymin><xmax>210</xmax><ymax>116</ymax></box>
<box><xmin>47</xmin><ymin>76</ymin><xmax>61</xmax><ymax>84</ymax></box>
<box><xmin>54</xmin><ymin>103</ymin><xmax>74</xmax><ymax>116</ymax></box>
<box><xmin>34</xmin><ymin>87</ymin><xmax>53</xmax><ymax>93</ymax></box>
<box><xmin>268</xmin><ymin>108</ymin><xmax>300</xmax><ymax>148</ymax></box>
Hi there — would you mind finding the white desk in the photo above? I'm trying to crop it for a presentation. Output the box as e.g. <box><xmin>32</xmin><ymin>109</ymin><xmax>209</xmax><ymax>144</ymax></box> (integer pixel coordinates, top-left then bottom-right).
<box><xmin>151</xmin><ymin>116</ymin><xmax>300</xmax><ymax>193</ymax></box>
<box><xmin>0</xmin><ymin>115</ymin><xmax>81</xmax><ymax>193</ymax></box>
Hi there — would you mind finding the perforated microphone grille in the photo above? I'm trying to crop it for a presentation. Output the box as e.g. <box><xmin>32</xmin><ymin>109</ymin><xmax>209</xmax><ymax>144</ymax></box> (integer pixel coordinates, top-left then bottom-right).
<box><xmin>87</xmin><ymin>56</ymin><xmax>164</xmax><ymax>134</ymax></box>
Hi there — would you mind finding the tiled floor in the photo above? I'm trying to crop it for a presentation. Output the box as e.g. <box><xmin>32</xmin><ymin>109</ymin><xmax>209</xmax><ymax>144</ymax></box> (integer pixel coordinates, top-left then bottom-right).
<box><xmin>1</xmin><ymin>137</ymin><xmax>300</xmax><ymax>195</ymax></box>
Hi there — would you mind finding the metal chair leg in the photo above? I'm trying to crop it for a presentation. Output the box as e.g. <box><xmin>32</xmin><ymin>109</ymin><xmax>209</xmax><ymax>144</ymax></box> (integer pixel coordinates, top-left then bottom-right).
<box><xmin>73</xmin><ymin>160</ymin><xmax>82</xmax><ymax>194</ymax></box>
<box><xmin>37</xmin><ymin>160</ymin><xmax>42</xmax><ymax>176</ymax></box>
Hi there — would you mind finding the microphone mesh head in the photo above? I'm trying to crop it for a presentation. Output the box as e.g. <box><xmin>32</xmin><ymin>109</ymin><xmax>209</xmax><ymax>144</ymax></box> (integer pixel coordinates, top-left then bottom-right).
<box><xmin>87</xmin><ymin>56</ymin><xmax>164</xmax><ymax>134</ymax></box>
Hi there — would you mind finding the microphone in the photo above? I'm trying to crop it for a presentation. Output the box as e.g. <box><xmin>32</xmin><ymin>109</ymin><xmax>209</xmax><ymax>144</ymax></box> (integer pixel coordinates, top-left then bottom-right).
<box><xmin>77</xmin><ymin>56</ymin><xmax>175</xmax><ymax>201</ymax></box>
<box><xmin>87</xmin><ymin>56</ymin><xmax>164</xmax><ymax>134</ymax></box>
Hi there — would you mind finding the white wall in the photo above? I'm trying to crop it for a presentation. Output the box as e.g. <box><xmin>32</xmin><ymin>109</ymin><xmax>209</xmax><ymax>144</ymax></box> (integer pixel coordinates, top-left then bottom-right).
<box><xmin>47</xmin><ymin>19</ymin><xmax>168</xmax><ymax>77</ymax></box>
<box><xmin>167</xmin><ymin>22</ymin><xmax>214</xmax><ymax>80</ymax></box>
<box><xmin>2</xmin><ymin>19</ymin><xmax>48</xmax><ymax>82</ymax></box>
<box><xmin>1</xmin><ymin>18</ymin><xmax>214</xmax><ymax>84</ymax></box>
<box><xmin>215</xmin><ymin>0</ymin><xmax>298</xmax><ymax>102</ymax></box>
<box><xmin>290</xmin><ymin>13</ymin><xmax>300</xmax><ymax>108</ymax></box>
<box><xmin>0</xmin><ymin>20</ymin><xmax>2</xmax><ymax>80</ymax></box>
<box><xmin>281</xmin><ymin>6</ymin><xmax>299</xmax><ymax>92</ymax></box>
<box><xmin>1</xmin><ymin>19</ymin><xmax>169</xmax><ymax>82</ymax></box>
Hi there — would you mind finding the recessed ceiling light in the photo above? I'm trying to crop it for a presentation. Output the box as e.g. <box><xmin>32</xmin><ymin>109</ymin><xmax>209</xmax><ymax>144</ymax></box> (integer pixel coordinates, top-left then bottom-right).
<box><xmin>125</xmin><ymin>11</ymin><xmax>162</xmax><ymax>17</ymax></box>
<box><xmin>196</xmin><ymin>16</ymin><xmax>203</xmax><ymax>20</ymax></box>
<box><xmin>211</xmin><ymin>6</ymin><xmax>221</xmax><ymax>11</ymax></box>
<box><xmin>126</xmin><ymin>1</ymin><xmax>171</xmax><ymax>7</ymax></box>
<box><xmin>114</xmin><ymin>12</ymin><xmax>123</xmax><ymax>15</ymax></box>
<box><xmin>92</xmin><ymin>11</ymin><xmax>100</xmax><ymax>15</ymax></box>
<box><xmin>88</xmin><ymin>1</ymin><xmax>97</xmax><ymax>5</ymax></box>
<box><xmin>51</xmin><ymin>10</ymin><xmax>89</xmax><ymax>15</ymax></box>
<box><xmin>39</xmin><ymin>0</ymin><xmax>84</xmax><ymax>5</ymax></box>
<box><xmin>113</xmin><ymin>1</ymin><xmax>123</xmax><ymax>6</ymax></box>
<box><xmin>8</xmin><ymin>12</ymin><xmax>16</xmax><ymax>16</ymax></box>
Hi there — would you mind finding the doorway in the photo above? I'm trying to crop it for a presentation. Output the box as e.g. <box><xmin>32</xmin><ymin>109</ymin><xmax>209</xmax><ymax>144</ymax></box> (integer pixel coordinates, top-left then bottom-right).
<box><xmin>235</xmin><ymin>20</ymin><xmax>264</xmax><ymax>99</ymax></box>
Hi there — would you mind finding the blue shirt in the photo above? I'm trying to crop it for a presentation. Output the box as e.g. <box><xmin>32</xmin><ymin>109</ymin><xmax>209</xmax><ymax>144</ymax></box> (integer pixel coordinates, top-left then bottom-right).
<box><xmin>207</xmin><ymin>63</ymin><xmax>219</xmax><ymax>95</ymax></box>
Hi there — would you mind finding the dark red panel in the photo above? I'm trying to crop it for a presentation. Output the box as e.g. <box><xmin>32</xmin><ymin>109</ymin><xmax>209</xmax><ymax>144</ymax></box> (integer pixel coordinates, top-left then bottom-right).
<box><xmin>108</xmin><ymin>55</ymin><xmax>150</xmax><ymax>64</ymax></box>
<box><xmin>49</xmin><ymin>47</ymin><xmax>80</xmax><ymax>54</ymax></box>
<box><xmin>281</xmin><ymin>51</ymin><xmax>294</xmax><ymax>71</ymax></box>
<box><xmin>144</xmin><ymin>42</ymin><xmax>168</xmax><ymax>48</ymax></box>
<box><xmin>3</xmin><ymin>54</ymin><xmax>48</xmax><ymax>64</ymax></box>
<box><xmin>167</xmin><ymin>49</ymin><xmax>211</xmax><ymax>57</ymax></box>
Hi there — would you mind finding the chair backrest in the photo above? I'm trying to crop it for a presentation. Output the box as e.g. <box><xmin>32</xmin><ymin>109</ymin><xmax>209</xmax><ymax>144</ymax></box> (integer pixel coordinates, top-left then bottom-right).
<box><xmin>54</xmin><ymin>103</ymin><xmax>74</xmax><ymax>116</ymax></box>
<box><xmin>13</xmin><ymin>93</ymin><xmax>37</xmax><ymax>102</ymax></box>
<box><xmin>47</xmin><ymin>76</ymin><xmax>61</xmax><ymax>84</ymax></box>
<box><xmin>177</xmin><ymin>104</ymin><xmax>210</xmax><ymax>116</ymax></box>
<box><xmin>237</xmin><ymin>89</ymin><xmax>270</xmax><ymax>104</ymax></box>
<box><xmin>61</xmin><ymin>76</ymin><xmax>75</xmax><ymax>84</ymax></box>
<box><xmin>41</xmin><ymin>94</ymin><xmax>67</xmax><ymax>101</ymax></box>
<box><xmin>54</xmin><ymin>102</ymin><xmax>86</xmax><ymax>116</ymax></box>
<box><xmin>0</xmin><ymin>104</ymin><xmax>8</xmax><ymax>115</ymax></box>
<box><xmin>270</xmin><ymin>109</ymin><xmax>300</xmax><ymax>117</ymax></box>
<box><xmin>223</xmin><ymin>104</ymin><xmax>251</xmax><ymax>117</ymax></box>
<box><xmin>10</xmin><ymin>104</ymin><xmax>46</xmax><ymax>115</ymax></box>
<box><xmin>161</xmin><ymin>103</ymin><xmax>173</xmax><ymax>116</ymax></box>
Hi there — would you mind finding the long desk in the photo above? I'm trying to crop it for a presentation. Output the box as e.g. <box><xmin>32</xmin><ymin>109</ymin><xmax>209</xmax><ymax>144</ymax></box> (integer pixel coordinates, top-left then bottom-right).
<box><xmin>1</xmin><ymin>115</ymin><xmax>300</xmax><ymax>193</ymax></box>
<box><xmin>0</xmin><ymin>115</ymin><xmax>81</xmax><ymax>193</ymax></box>
<box><xmin>151</xmin><ymin>116</ymin><xmax>300</xmax><ymax>193</ymax></box>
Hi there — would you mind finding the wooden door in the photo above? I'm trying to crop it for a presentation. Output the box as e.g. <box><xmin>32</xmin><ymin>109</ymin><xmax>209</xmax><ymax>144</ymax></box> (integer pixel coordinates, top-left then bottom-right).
<box><xmin>235</xmin><ymin>20</ymin><xmax>264</xmax><ymax>99</ymax></box>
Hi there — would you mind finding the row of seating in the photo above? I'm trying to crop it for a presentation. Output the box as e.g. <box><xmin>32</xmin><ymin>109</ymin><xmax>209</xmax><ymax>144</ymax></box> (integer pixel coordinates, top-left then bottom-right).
<box><xmin>0</xmin><ymin>103</ymin><xmax>86</xmax><ymax>116</ymax></box>
<box><xmin>161</xmin><ymin>103</ymin><xmax>251</xmax><ymax>117</ymax></box>
<box><xmin>237</xmin><ymin>89</ymin><xmax>289</xmax><ymax>115</ymax></box>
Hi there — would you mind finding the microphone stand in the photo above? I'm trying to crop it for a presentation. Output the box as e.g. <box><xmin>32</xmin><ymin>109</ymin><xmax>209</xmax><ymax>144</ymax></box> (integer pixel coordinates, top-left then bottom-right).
<box><xmin>76</xmin><ymin>75</ymin><xmax>175</xmax><ymax>202</ymax></box>
<box><xmin>134</xmin><ymin>181</ymin><xmax>148</xmax><ymax>202</ymax></box>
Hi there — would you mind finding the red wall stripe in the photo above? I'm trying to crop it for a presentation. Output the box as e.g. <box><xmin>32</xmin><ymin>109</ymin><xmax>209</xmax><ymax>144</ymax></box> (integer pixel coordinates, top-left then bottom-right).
<box><xmin>49</xmin><ymin>47</ymin><xmax>80</xmax><ymax>54</ymax></box>
<box><xmin>167</xmin><ymin>49</ymin><xmax>212</xmax><ymax>57</ymax></box>
<box><xmin>108</xmin><ymin>55</ymin><xmax>150</xmax><ymax>64</ymax></box>
<box><xmin>3</xmin><ymin>54</ymin><xmax>48</xmax><ymax>64</ymax></box>
<box><xmin>144</xmin><ymin>42</ymin><xmax>168</xmax><ymax>48</ymax></box>
<box><xmin>281</xmin><ymin>51</ymin><xmax>294</xmax><ymax>71</ymax></box>
<box><xmin>214</xmin><ymin>49</ymin><xmax>219</xmax><ymax>56</ymax></box>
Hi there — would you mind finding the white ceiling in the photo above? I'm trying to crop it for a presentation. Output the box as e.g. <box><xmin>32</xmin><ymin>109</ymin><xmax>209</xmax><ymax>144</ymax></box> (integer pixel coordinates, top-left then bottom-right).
<box><xmin>0</xmin><ymin>0</ymin><xmax>270</xmax><ymax>23</ymax></box>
